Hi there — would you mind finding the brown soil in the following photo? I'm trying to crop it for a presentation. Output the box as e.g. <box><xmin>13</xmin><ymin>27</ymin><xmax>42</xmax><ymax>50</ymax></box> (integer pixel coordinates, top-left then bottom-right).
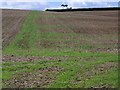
<box><xmin>75</xmin><ymin>62</ymin><xmax>118</xmax><ymax>82</ymax></box>
<box><xmin>35</xmin><ymin>10</ymin><xmax>118</xmax><ymax>53</ymax></box>
<box><xmin>3</xmin><ymin>66</ymin><xmax>63</xmax><ymax>88</ymax></box>
<box><xmin>2</xmin><ymin>9</ymin><xmax>118</xmax><ymax>51</ymax></box>
<box><xmin>52</xmin><ymin>11</ymin><xmax>118</xmax><ymax>35</ymax></box>
<box><xmin>2</xmin><ymin>54</ymin><xmax>68</xmax><ymax>62</ymax></box>
<box><xmin>36</xmin><ymin>12</ymin><xmax>74</xmax><ymax>34</ymax></box>
<box><xmin>84</xmin><ymin>62</ymin><xmax>117</xmax><ymax>78</ymax></box>
<box><xmin>2</xmin><ymin>9</ymin><xmax>30</xmax><ymax>47</ymax></box>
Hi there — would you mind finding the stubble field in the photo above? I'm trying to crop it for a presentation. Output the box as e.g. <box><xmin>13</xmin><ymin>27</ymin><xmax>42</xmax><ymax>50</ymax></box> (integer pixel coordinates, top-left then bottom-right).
<box><xmin>2</xmin><ymin>9</ymin><xmax>118</xmax><ymax>88</ymax></box>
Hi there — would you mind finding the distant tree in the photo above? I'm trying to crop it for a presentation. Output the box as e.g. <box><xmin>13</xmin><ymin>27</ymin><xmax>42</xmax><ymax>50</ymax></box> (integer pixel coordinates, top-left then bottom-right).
<box><xmin>61</xmin><ymin>4</ymin><xmax>65</xmax><ymax>9</ymax></box>
<box><xmin>61</xmin><ymin>4</ymin><xmax>68</xmax><ymax>9</ymax></box>
<box><xmin>64</xmin><ymin>4</ymin><xmax>68</xmax><ymax>8</ymax></box>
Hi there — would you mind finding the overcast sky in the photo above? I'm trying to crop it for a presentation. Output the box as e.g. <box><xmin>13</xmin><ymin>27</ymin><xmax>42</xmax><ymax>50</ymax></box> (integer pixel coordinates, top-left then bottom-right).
<box><xmin>0</xmin><ymin>0</ymin><xmax>119</xmax><ymax>10</ymax></box>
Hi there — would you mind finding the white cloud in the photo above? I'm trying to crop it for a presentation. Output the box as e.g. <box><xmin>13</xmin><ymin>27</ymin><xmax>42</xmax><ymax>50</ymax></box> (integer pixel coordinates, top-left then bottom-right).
<box><xmin>0</xmin><ymin>0</ymin><xmax>47</xmax><ymax>2</ymax></box>
<box><xmin>0</xmin><ymin>2</ymin><xmax>47</xmax><ymax>10</ymax></box>
<box><xmin>0</xmin><ymin>0</ymin><xmax>119</xmax><ymax>2</ymax></box>
<box><xmin>69</xmin><ymin>0</ymin><xmax>118</xmax><ymax>7</ymax></box>
<box><xmin>68</xmin><ymin>0</ymin><xmax>119</xmax><ymax>2</ymax></box>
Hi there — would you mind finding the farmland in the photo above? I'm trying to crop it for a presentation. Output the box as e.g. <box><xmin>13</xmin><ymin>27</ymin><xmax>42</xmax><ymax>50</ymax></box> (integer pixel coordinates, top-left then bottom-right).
<box><xmin>2</xmin><ymin>9</ymin><xmax>118</xmax><ymax>88</ymax></box>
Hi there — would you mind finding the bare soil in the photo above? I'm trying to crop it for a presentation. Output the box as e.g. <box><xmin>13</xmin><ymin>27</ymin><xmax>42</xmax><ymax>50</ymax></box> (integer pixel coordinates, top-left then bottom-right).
<box><xmin>36</xmin><ymin>10</ymin><xmax>118</xmax><ymax>52</ymax></box>
<box><xmin>2</xmin><ymin>9</ymin><xmax>30</xmax><ymax>47</ymax></box>
<box><xmin>3</xmin><ymin>66</ymin><xmax>63</xmax><ymax>88</ymax></box>
<box><xmin>2</xmin><ymin>54</ymin><xmax>68</xmax><ymax>62</ymax></box>
<box><xmin>50</xmin><ymin>11</ymin><xmax>118</xmax><ymax>35</ymax></box>
<box><xmin>74</xmin><ymin>62</ymin><xmax>118</xmax><ymax>85</ymax></box>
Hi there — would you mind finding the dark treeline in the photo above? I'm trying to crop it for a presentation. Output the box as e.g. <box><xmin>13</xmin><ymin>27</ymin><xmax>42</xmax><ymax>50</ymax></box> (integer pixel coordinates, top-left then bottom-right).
<box><xmin>46</xmin><ymin>7</ymin><xmax>120</xmax><ymax>12</ymax></box>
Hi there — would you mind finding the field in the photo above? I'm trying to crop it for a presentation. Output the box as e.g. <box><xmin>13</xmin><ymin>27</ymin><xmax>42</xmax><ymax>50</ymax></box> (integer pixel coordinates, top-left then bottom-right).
<box><xmin>2</xmin><ymin>9</ymin><xmax>118</xmax><ymax>88</ymax></box>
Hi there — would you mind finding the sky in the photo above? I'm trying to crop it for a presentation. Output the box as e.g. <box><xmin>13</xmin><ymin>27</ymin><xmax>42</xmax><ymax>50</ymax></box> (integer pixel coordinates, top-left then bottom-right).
<box><xmin>0</xmin><ymin>0</ymin><xmax>119</xmax><ymax>11</ymax></box>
